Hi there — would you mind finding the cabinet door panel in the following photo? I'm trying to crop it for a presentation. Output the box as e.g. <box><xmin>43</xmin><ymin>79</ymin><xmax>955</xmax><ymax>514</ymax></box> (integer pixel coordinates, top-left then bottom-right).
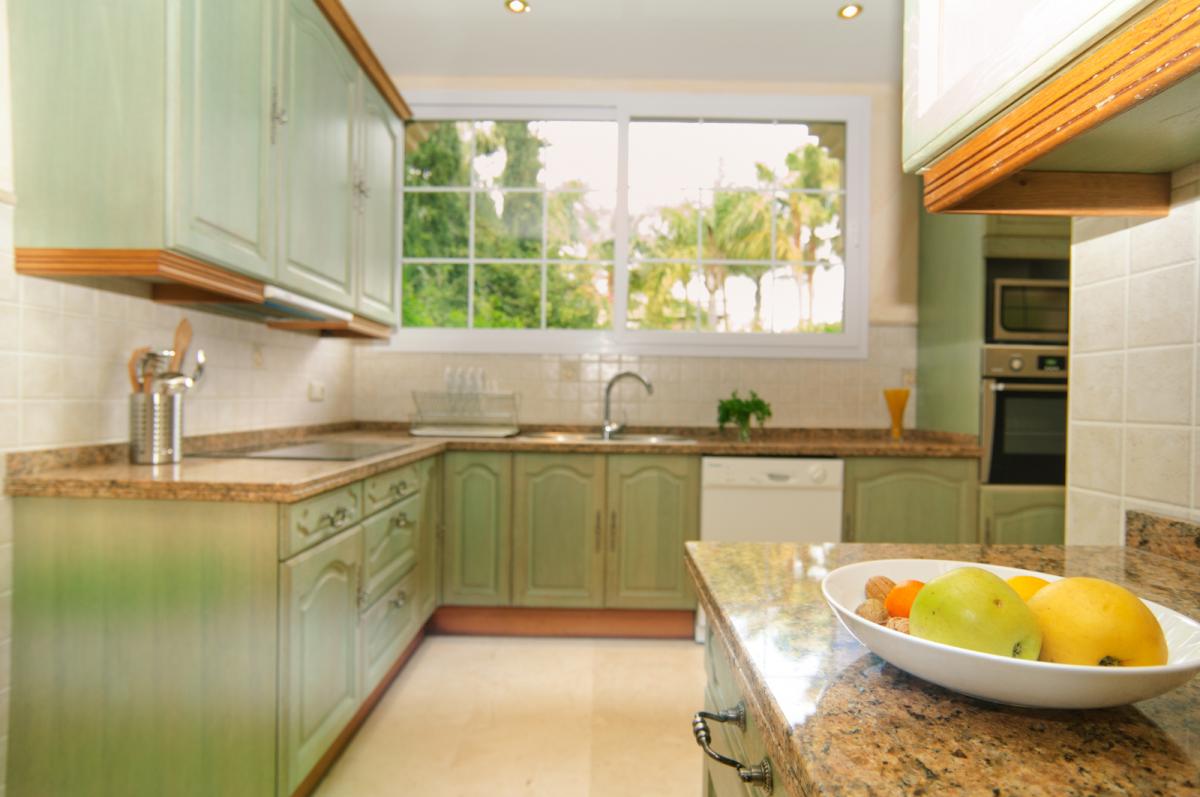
<box><xmin>844</xmin><ymin>458</ymin><xmax>978</xmax><ymax>544</ymax></box>
<box><xmin>360</xmin><ymin>570</ymin><xmax>419</xmax><ymax>696</ymax></box>
<box><xmin>171</xmin><ymin>0</ymin><xmax>275</xmax><ymax>278</ymax></box>
<box><xmin>360</xmin><ymin>492</ymin><xmax>419</xmax><ymax>606</ymax></box>
<box><xmin>279</xmin><ymin>526</ymin><xmax>362</xmax><ymax>795</ymax></box>
<box><xmin>513</xmin><ymin>454</ymin><xmax>606</xmax><ymax>608</ymax></box>
<box><xmin>415</xmin><ymin>457</ymin><xmax>441</xmax><ymax>621</ymax></box>
<box><xmin>605</xmin><ymin>455</ymin><xmax>699</xmax><ymax>610</ymax></box>
<box><xmin>980</xmin><ymin>485</ymin><xmax>1064</xmax><ymax>545</ymax></box>
<box><xmin>278</xmin><ymin>0</ymin><xmax>357</xmax><ymax>307</ymax></box>
<box><xmin>442</xmin><ymin>452</ymin><xmax>512</xmax><ymax>606</ymax></box>
<box><xmin>355</xmin><ymin>81</ymin><xmax>400</xmax><ymax>324</ymax></box>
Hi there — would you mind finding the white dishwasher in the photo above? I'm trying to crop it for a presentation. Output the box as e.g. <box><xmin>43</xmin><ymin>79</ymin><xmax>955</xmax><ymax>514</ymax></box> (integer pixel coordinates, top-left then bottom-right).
<box><xmin>696</xmin><ymin>456</ymin><xmax>844</xmax><ymax>640</ymax></box>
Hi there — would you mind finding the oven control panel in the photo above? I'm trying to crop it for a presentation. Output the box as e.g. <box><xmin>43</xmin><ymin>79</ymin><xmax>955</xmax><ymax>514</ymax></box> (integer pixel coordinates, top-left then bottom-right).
<box><xmin>982</xmin><ymin>345</ymin><xmax>1068</xmax><ymax>378</ymax></box>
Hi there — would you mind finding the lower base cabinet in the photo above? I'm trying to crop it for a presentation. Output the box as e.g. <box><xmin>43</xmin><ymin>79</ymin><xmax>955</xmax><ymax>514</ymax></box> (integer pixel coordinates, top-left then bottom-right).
<box><xmin>700</xmin><ymin>627</ymin><xmax>773</xmax><ymax>797</ymax></box>
<box><xmin>843</xmin><ymin>457</ymin><xmax>979</xmax><ymax>544</ymax></box>
<box><xmin>12</xmin><ymin>459</ymin><xmax>434</xmax><ymax>797</ymax></box>
<box><xmin>979</xmin><ymin>485</ymin><xmax>1065</xmax><ymax>544</ymax></box>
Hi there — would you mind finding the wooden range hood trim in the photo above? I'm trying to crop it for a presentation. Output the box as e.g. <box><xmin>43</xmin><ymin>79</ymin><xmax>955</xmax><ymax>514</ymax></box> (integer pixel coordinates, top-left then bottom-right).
<box><xmin>16</xmin><ymin>247</ymin><xmax>265</xmax><ymax>303</ymax></box>
<box><xmin>938</xmin><ymin>170</ymin><xmax>1172</xmax><ymax>216</ymax></box>
<box><xmin>923</xmin><ymin>0</ymin><xmax>1199</xmax><ymax>216</ymax></box>
<box><xmin>314</xmin><ymin>0</ymin><xmax>412</xmax><ymax>120</ymax></box>
<box><xmin>16</xmin><ymin>247</ymin><xmax>393</xmax><ymax>340</ymax></box>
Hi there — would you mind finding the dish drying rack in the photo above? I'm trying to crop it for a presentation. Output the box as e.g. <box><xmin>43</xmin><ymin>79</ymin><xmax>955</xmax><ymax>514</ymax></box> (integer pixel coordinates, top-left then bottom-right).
<box><xmin>410</xmin><ymin>390</ymin><xmax>520</xmax><ymax>438</ymax></box>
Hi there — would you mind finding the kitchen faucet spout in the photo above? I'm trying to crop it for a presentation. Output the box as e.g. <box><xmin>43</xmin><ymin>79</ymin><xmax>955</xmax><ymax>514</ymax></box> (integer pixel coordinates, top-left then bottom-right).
<box><xmin>602</xmin><ymin>371</ymin><xmax>653</xmax><ymax>440</ymax></box>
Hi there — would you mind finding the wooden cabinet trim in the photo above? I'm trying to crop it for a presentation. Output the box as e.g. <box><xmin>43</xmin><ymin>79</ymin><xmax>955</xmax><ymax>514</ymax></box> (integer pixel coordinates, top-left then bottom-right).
<box><xmin>923</xmin><ymin>0</ymin><xmax>1198</xmax><ymax>216</ymax></box>
<box><xmin>312</xmin><ymin>0</ymin><xmax>411</xmax><ymax>120</ymax></box>
<box><xmin>941</xmin><ymin>170</ymin><xmax>1171</xmax><ymax>217</ymax></box>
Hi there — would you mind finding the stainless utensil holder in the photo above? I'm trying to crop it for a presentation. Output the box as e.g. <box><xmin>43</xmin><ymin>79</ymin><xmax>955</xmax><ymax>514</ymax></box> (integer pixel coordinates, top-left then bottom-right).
<box><xmin>130</xmin><ymin>392</ymin><xmax>182</xmax><ymax>464</ymax></box>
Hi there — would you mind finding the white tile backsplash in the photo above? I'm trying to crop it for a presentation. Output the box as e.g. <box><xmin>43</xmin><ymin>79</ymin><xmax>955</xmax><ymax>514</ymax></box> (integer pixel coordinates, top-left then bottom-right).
<box><xmin>1067</xmin><ymin>164</ymin><xmax>1200</xmax><ymax>542</ymax></box>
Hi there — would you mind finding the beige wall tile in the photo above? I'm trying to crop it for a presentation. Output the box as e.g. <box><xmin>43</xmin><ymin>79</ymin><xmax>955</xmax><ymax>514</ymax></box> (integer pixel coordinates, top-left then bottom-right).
<box><xmin>1124</xmin><ymin>346</ymin><xmax>1192</xmax><ymax>425</ymax></box>
<box><xmin>1071</xmin><ymin>280</ymin><xmax>1126</xmax><ymax>353</ymax></box>
<box><xmin>1126</xmin><ymin>263</ymin><xmax>1194</xmax><ymax>348</ymax></box>
<box><xmin>1067</xmin><ymin>423</ymin><xmax>1122</xmax><ymax>493</ymax></box>
<box><xmin>1067</xmin><ymin>353</ymin><xmax>1123</xmax><ymax>422</ymax></box>
<box><xmin>1128</xmin><ymin>200</ymin><xmax>1198</xmax><ymax>272</ymax></box>
<box><xmin>1065</xmin><ymin>489</ymin><xmax>1124</xmax><ymax>545</ymax></box>
<box><xmin>1071</xmin><ymin>217</ymin><xmax>1128</xmax><ymax>286</ymax></box>
<box><xmin>1124</xmin><ymin>425</ymin><xmax>1191</xmax><ymax>506</ymax></box>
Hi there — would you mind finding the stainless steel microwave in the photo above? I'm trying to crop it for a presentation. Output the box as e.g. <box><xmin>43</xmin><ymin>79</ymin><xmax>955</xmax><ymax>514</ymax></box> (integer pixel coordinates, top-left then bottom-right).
<box><xmin>990</xmin><ymin>278</ymin><xmax>1069</xmax><ymax>344</ymax></box>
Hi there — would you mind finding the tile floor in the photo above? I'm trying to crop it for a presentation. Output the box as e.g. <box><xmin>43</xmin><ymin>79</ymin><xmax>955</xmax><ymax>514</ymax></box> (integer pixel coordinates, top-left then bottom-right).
<box><xmin>315</xmin><ymin>635</ymin><xmax>707</xmax><ymax>797</ymax></box>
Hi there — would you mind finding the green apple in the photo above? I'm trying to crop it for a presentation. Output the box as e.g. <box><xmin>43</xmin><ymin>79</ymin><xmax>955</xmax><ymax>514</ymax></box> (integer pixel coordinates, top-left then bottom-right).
<box><xmin>909</xmin><ymin>567</ymin><xmax>1042</xmax><ymax>660</ymax></box>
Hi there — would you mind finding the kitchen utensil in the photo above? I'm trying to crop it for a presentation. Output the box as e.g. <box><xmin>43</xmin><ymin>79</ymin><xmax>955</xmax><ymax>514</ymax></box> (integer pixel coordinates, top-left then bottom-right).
<box><xmin>127</xmin><ymin>346</ymin><xmax>151</xmax><ymax>393</ymax></box>
<box><xmin>154</xmin><ymin>349</ymin><xmax>206</xmax><ymax>395</ymax></box>
<box><xmin>169</xmin><ymin>318</ymin><xmax>192</xmax><ymax>372</ymax></box>
<box><xmin>883</xmin><ymin>388</ymin><xmax>909</xmax><ymax>440</ymax></box>
<box><xmin>130</xmin><ymin>391</ymin><xmax>182</xmax><ymax>464</ymax></box>
<box><xmin>822</xmin><ymin>558</ymin><xmax>1200</xmax><ymax>709</ymax></box>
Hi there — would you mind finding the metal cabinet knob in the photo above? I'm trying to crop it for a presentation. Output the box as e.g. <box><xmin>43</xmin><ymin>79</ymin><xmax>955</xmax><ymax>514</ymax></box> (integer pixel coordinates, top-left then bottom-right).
<box><xmin>390</xmin><ymin>591</ymin><xmax>408</xmax><ymax>610</ymax></box>
<box><xmin>692</xmin><ymin>705</ymin><xmax>772</xmax><ymax>794</ymax></box>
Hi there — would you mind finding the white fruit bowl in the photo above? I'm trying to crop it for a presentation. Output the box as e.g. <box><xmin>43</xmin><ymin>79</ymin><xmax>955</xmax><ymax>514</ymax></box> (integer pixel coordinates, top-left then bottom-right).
<box><xmin>821</xmin><ymin>558</ymin><xmax>1200</xmax><ymax>709</ymax></box>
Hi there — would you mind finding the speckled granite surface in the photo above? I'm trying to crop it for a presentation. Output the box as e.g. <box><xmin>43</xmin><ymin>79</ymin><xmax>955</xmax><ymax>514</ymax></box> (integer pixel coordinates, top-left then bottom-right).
<box><xmin>5</xmin><ymin>425</ymin><xmax>979</xmax><ymax>503</ymax></box>
<box><xmin>686</xmin><ymin>542</ymin><xmax>1200</xmax><ymax>796</ymax></box>
<box><xmin>1127</xmin><ymin>510</ymin><xmax>1200</xmax><ymax>564</ymax></box>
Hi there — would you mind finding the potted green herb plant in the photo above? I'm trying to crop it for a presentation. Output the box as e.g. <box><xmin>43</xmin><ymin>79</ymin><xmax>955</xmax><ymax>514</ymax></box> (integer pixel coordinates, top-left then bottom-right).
<box><xmin>717</xmin><ymin>390</ymin><xmax>773</xmax><ymax>443</ymax></box>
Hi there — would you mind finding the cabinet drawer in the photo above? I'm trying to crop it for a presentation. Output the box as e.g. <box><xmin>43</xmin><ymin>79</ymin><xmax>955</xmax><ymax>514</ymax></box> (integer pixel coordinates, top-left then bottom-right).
<box><xmin>361</xmin><ymin>492</ymin><xmax>420</xmax><ymax>606</ymax></box>
<box><xmin>363</xmin><ymin>463</ymin><xmax>420</xmax><ymax>516</ymax></box>
<box><xmin>703</xmin><ymin>629</ymin><xmax>772</xmax><ymax>787</ymax></box>
<box><xmin>279</xmin><ymin>483</ymin><xmax>363</xmax><ymax>559</ymax></box>
<box><xmin>360</xmin><ymin>570</ymin><xmax>419</xmax><ymax>695</ymax></box>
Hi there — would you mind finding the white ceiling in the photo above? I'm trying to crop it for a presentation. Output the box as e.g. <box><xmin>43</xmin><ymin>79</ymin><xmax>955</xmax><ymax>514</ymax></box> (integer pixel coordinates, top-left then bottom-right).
<box><xmin>343</xmin><ymin>0</ymin><xmax>902</xmax><ymax>85</ymax></box>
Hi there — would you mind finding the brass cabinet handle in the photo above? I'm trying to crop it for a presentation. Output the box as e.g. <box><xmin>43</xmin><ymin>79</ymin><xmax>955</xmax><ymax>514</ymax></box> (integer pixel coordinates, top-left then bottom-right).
<box><xmin>354</xmin><ymin>564</ymin><xmax>365</xmax><ymax>611</ymax></box>
<box><xmin>609</xmin><ymin>510</ymin><xmax>617</xmax><ymax>553</ymax></box>
<box><xmin>390</xmin><ymin>591</ymin><xmax>407</xmax><ymax>610</ymax></box>
<box><xmin>692</xmin><ymin>705</ymin><xmax>772</xmax><ymax>794</ymax></box>
<box><xmin>392</xmin><ymin>512</ymin><xmax>410</xmax><ymax>530</ymax></box>
<box><xmin>594</xmin><ymin>511</ymin><xmax>601</xmax><ymax>553</ymax></box>
<box><xmin>300</xmin><ymin>504</ymin><xmax>353</xmax><ymax>536</ymax></box>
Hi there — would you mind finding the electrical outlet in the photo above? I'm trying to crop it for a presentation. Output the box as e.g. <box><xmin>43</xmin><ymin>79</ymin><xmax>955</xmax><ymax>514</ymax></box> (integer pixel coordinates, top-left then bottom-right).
<box><xmin>902</xmin><ymin>368</ymin><xmax>916</xmax><ymax>387</ymax></box>
<box><xmin>308</xmin><ymin>381</ymin><xmax>326</xmax><ymax>402</ymax></box>
<box><xmin>251</xmin><ymin>344</ymin><xmax>265</xmax><ymax>369</ymax></box>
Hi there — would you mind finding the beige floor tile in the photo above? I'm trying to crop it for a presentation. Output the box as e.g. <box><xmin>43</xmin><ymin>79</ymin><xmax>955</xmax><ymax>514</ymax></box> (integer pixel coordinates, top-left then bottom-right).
<box><xmin>315</xmin><ymin>635</ymin><xmax>707</xmax><ymax>797</ymax></box>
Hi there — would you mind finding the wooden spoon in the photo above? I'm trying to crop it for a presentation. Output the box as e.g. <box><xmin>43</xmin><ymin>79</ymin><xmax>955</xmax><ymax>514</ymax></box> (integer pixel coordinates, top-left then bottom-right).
<box><xmin>128</xmin><ymin>346</ymin><xmax>151</xmax><ymax>393</ymax></box>
<box><xmin>169</xmin><ymin>318</ymin><xmax>192</xmax><ymax>372</ymax></box>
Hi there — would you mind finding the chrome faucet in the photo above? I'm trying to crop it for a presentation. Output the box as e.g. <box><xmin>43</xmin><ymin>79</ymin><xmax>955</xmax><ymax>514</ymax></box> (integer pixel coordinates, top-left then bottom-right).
<box><xmin>602</xmin><ymin>371</ymin><xmax>654</xmax><ymax>440</ymax></box>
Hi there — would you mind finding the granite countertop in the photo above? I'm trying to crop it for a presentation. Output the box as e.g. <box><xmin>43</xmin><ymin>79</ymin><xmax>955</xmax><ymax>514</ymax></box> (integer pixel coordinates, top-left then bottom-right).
<box><xmin>685</xmin><ymin>542</ymin><xmax>1200</xmax><ymax>796</ymax></box>
<box><xmin>5</xmin><ymin>424</ymin><xmax>979</xmax><ymax>503</ymax></box>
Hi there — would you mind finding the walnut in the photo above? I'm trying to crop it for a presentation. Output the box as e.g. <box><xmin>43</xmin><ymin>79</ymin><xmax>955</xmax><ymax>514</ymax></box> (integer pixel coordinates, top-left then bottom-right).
<box><xmin>865</xmin><ymin>575</ymin><xmax>896</xmax><ymax>602</ymax></box>
<box><xmin>886</xmin><ymin>616</ymin><xmax>910</xmax><ymax>634</ymax></box>
<box><xmin>855</xmin><ymin>598</ymin><xmax>888</xmax><ymax>624</ymax></box>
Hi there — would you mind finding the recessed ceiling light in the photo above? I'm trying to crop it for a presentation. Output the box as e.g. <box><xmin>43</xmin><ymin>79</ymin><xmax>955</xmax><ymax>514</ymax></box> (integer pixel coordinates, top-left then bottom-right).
<box><xmin>505</xmin><ymin>0</ymin><xmax>530</xmax><ymax>12</ymax></box>
<box><xmin>837</xmin><ymin>3</ymin><xmax>862</xmax><ymax>19</ymax></box>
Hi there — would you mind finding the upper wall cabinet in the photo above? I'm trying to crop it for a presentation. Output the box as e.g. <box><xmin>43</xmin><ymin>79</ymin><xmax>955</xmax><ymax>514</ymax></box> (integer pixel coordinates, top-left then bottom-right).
<box><xmin>9</xmin><ymin>0</ymin><xmax>406</xmax><ymax>333</ymax></box>
<box><xmin>903</xmin><ymin>0</ymin><xmax>1200</xmax><ymax>217</ymax></box>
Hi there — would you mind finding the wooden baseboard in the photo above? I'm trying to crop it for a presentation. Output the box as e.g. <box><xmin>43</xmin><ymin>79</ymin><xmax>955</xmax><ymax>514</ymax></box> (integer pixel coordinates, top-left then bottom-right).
<box><xmin>428</xmin><ymin>606</ymin><xmax>696</xmax><ymax>639</ymax></box>
<box><xmin>292</xmin><ymin>626</ymin><xmax>427</xmax><ymax>797</ymax></box>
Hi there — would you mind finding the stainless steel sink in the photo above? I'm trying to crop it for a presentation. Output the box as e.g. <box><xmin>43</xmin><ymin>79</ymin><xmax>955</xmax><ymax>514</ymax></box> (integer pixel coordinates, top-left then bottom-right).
<box><xmin>520</xmin><ymin>431</ymin><xmax>696</xmax><ymax>445</ymax></box>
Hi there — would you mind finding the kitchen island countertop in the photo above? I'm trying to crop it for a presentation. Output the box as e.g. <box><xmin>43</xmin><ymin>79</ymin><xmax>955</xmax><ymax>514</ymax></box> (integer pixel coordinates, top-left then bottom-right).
<box><xmin>685</xmin><ymin>541</ymin><xmax>1200</xmax><ymax>796</ymax></box>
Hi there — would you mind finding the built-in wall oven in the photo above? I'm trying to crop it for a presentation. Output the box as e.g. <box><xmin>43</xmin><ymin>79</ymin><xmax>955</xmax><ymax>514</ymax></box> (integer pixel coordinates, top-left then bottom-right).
<box><xmin>981</xmin><ymin>345</ymin><xmax>1067</xmax><ymax>485</ymax></box>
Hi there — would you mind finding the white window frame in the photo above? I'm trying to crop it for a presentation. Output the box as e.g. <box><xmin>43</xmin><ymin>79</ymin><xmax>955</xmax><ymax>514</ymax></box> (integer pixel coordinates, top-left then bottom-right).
<box><xmin>387</xmin><ymin>90</ymin><xmax>871</xmax><ymax>359</ymax></box>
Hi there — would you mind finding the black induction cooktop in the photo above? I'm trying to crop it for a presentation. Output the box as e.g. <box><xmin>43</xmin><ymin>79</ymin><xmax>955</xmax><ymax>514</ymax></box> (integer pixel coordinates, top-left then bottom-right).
<box><xmin>204</xmin><ymin>441</ymin><xmax>411</xmax><ymax>461</ymax></box>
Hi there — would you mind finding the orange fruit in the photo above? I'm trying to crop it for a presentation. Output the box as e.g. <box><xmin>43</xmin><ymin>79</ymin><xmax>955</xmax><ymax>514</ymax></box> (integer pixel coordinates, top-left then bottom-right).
<box><xmin>1006</xmin><ymin>575</ymin><xmax>1050</xmax><ymax>602</ymax></box>
<box><xmin>885</xmin><ymin>580</ymin><xmax>925</xmax><ymax>618</ymax></box>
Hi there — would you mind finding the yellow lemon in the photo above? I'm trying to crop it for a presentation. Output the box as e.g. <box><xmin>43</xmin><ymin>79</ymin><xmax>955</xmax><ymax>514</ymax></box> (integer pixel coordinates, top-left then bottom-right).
<box><xmin>1026</xmin><ymin>577</ymin><xmax>1168</xmax><ymax>666</ymax></box>
<box><xmin>1006</xmin><ymin>575</ymin><xmax>1050</xmax><ymax>602</ymax></box>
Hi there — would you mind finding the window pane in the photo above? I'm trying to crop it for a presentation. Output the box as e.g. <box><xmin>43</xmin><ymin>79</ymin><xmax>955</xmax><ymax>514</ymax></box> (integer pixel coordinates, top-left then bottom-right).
<box><xmin>702</xmin><ymin>191</ymin><xmax>772</xmax><ymax>261</ymax></box>
<box><xmin>548</xmin><ymin>190</ymin><xmax>615</xmax><ymax>260</ymax></box>
<box><xmin>475</xmin><ymin>190</ymin><xmax>542</xmax><ymax>259</ymax></box>
<box><xmin>536</xmin><ymin>122</ymin><xmax>618</xmax><ymax>191</ymax></box>
<box><xmin>630</xmin><ymin>191</ymin><xmax>699</xmax><ymax>261</ymax></box>
<box><xmin>404</xmin><ymin>121</ymin><xmax>471</xmax><ymax>187</ymax></box>
<box><xmin>695</xmin><ymin>266</ymin><xmax>774</xmax><ymax>333</ymax></box>
<box><xmin>402</xmin><ymin>263</ymin><xmax>468</xmax><ymax>328</ymax></box>
<box><xmin>474</xmin><ymin>263</ymin><xmax>541</xmax><ymax>329</ymax></box>
<box><xmin>472</xmin><ymin>121</ymin><xmax>539</xmax><ymax>188</ymax></box>
<box><xmin>768</xmin><ymin>264</ymin><xmax>845</xmax><ymax>333</ymax></box>
<box><xmin>403</xmin><ymin>191</ymin><xmax>469</xmax><ymax>258</ymax></box>
<box><xmin>775</xmin><ymin>192</ymin><xmax>843</xmax><ymax>266</ymax></box>
<box><xmin>626</xmin><ymin>261</ymin><xmax>698</xmax><ymax>331</ymax></box>
<box><xmin>547</xmin><ymin>263</ymin><xmax>612</xmax><ymax>330</ymax></box>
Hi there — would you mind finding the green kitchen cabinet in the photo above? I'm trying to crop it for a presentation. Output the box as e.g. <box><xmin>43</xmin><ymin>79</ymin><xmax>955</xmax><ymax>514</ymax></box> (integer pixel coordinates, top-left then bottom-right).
<box><xmin>443</xmin><ymin>452</ymin><xmax>513</xmax><ymax>606</ymax></box>
<box><xmin>279</xmin><ymin>524</ymin><xmax>364</xmax><ymax>796</ymax></box>
<box><xmin>277</xmin><ymin>0</ymin><xmax>359</xmax><ymax>308</ymax></box>
<box><xmin>415</xmin><ymin>456</ymin><xmax>443</xmax><ymax>621</ymax></box>
<box><xmin>173</xmin><ymin>0</ymin><xmax>277</xmax><ymax>278</ymax></box>
<box><xmin>844</xmin><ymin>458</ymin><xmax>979</xmax><ymax>544</ymax></box>
<box><xmin>605</xmin><ymin>455</ymin><xmax>700</xmax><ymax>610</ymax></box>
<box><xmin>979</xmin><ymin>485</ymin><xmax>1065</xmax><ymax>545</ymax></box>
<box><xmin>513</xmin><ymin>454</ymin><xmax>607</xmax><ymax>608</ymax></box>
<box><xmin>354</xmin><ymin>81</ymin><xmax>402</xmax><ymax>324</ymax></box>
